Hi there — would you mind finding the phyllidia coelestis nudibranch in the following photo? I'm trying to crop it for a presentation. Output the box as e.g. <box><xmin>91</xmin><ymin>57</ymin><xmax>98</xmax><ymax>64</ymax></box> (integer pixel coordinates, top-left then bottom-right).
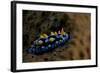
<box><xmin>26</xmin><ymin>28</ymin><xmax>70</xmax><ymax>54</ymax></box>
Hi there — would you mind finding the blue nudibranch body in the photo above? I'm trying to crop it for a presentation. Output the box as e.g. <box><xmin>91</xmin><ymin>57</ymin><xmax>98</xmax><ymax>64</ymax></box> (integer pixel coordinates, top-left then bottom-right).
<box><xmin>27</xmin><ymin>28</ymin><xmax>70</xmax><ymax>54</ymax></box>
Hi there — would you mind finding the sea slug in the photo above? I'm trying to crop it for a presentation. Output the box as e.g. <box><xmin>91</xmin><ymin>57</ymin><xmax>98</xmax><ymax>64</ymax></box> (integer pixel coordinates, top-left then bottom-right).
<box><xmin>26</xmin><ymin>28</ymin><xmax>70</xmax><ymax>54</ymax></box>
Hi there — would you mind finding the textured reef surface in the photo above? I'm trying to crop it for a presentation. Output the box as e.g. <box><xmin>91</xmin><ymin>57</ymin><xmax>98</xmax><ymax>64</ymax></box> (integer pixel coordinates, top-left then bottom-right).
<box><xmin>23</xmin><ymin>10</ymin><xmax>91</xmax><ymax>62</ymax></box>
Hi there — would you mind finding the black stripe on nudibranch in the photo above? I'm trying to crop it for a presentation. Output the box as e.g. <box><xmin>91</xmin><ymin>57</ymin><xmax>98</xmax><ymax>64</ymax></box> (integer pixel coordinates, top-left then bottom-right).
<box><xmin>26</xmin><ymin>28</ymin><xmax>70</xmax><ymax>54</ymax></box>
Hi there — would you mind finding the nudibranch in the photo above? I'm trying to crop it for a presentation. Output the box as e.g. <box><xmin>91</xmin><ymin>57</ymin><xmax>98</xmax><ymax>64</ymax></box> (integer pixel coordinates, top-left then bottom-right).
<box><xmin>26</xmin><ymin>28</ymin><xmax>70</xmax><ymax>54</ymax></box>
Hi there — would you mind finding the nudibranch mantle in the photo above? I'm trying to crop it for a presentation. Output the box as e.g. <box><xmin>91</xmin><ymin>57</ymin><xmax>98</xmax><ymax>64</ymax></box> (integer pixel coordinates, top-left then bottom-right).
<box><xmin>26</xmin><ymin>28</ymin><xmax>70</xmax><ymax>54</ymax></box>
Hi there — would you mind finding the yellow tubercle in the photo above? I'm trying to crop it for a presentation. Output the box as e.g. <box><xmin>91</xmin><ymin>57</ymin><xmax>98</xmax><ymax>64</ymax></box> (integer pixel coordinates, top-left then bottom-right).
<box><xmin>49</xmin><ymin>37</ymin><xmax>55</xmax><ymax>42</ymax></box>
<box><xmin>39</xmin><ymin>28</ymin><xmax>65</xmax><ymax>39</ymax></box>
<box><xmin>40</xmin><ymin>34</ymin><xmax>44</xmax><ymax>39</ymax></box>
<box><xmin>54</xmin><ymin>32</ymin><xmax>57</xmax><ymax>35</ymax></box>
<box><xmin>61</xmin><ymin>28</ymin><xmax>65</xmax><ymax>35</ymax></box>
<box><xmin>51</xmin><ymin>32</ymin><xmax>54</xmax><ymax>35</ymax></box>
<box><xmin>43</xmin><ymin>34</ymin><xmax>48</xmax><ymax>38</ymax></box>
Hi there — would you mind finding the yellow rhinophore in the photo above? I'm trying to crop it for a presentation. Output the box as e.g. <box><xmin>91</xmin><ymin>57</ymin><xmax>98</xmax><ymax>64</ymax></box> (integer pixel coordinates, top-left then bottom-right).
<box><xmin>54</xmin><ymin>32</ymin><xmax>57</xmax><ymax>35</ymax></box>
<box><xmin>61</xmin><ymin>28</ymin><xmax>65</xmax><ymax>35</ymax></box>
<box><xmin>51</xmin><ymin>32</ymin><xmax>55</xmax><ymax>35</ymax></box>
<box><xmin>43</xmin><ymin>34</ymin><xmax>48</xmax><ymax>38</ymax></box>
